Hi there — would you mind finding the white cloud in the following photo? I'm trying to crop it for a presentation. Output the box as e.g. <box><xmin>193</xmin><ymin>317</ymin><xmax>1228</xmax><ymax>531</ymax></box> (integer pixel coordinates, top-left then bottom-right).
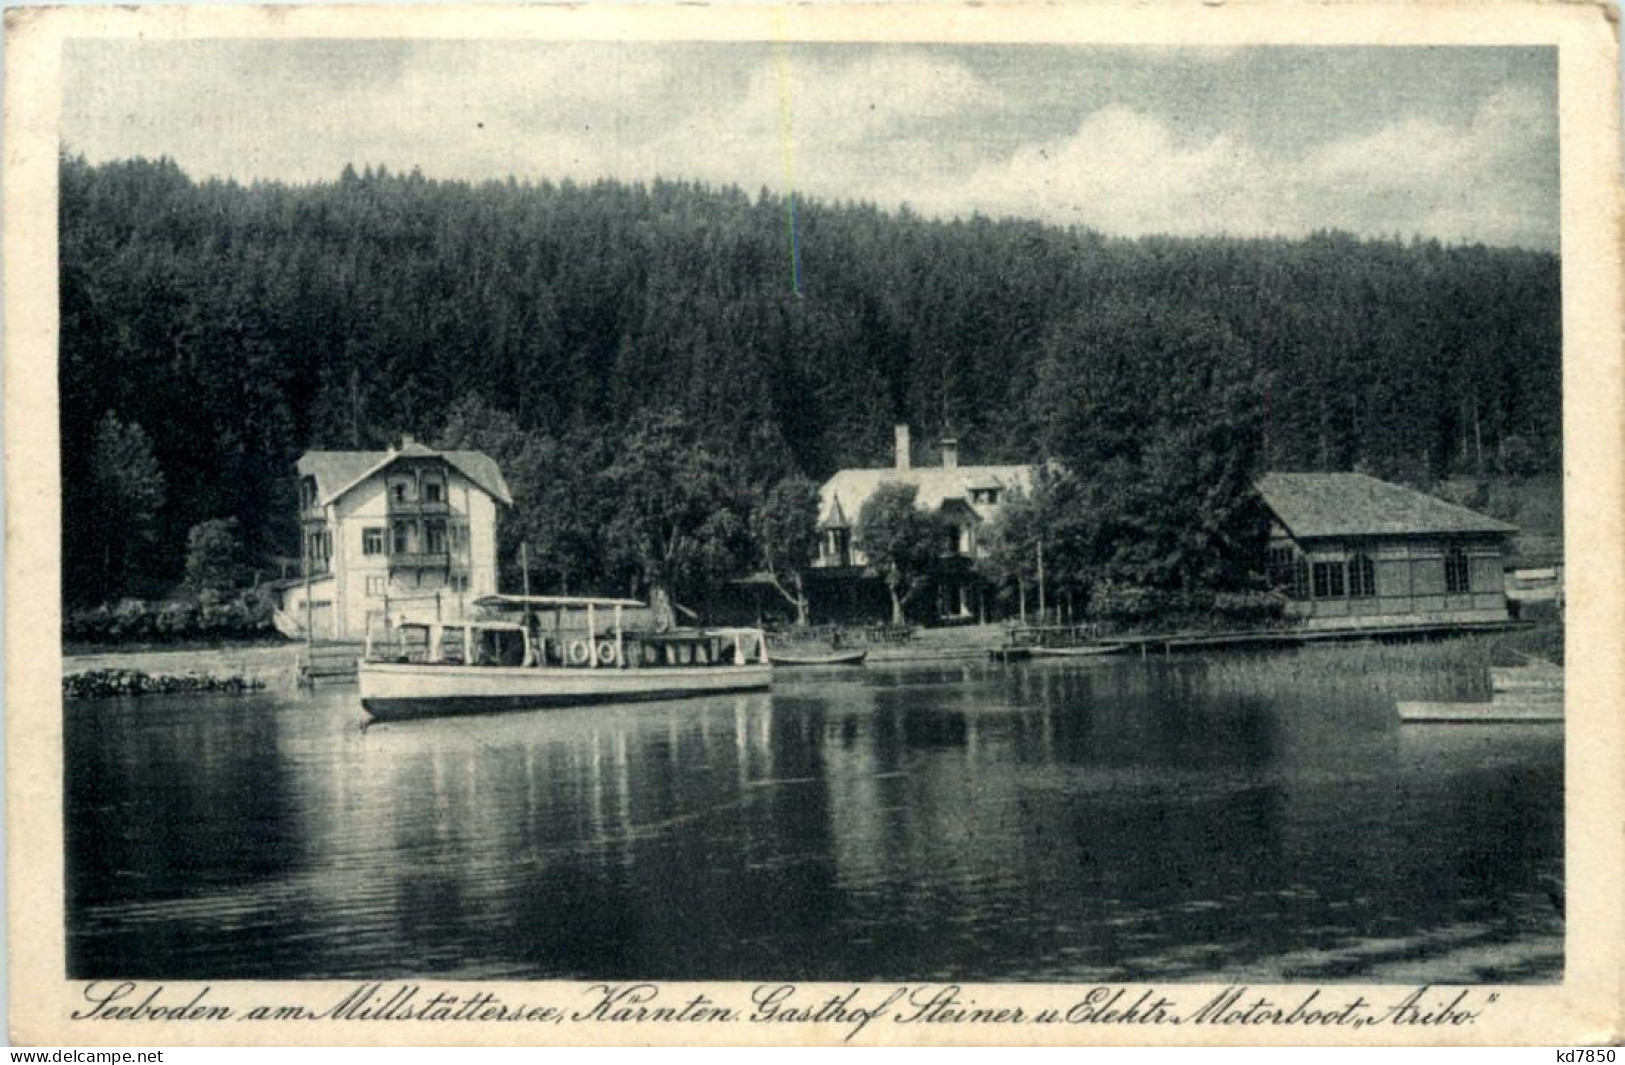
<box><xmin>63</xmin><ymin>43</ymin><xmax>1557</xmax><ymax>249</ymax></box>
<box><xmin>906</xmin><ymin>85</ymin><xmax>1557</xmax><ymax>249</ymax></box>
<box><xmin>625</xmin><ymin>51</ymin><xmax>995</xmax><ymax>199</ymax></box>
<box><xmin>900</xmin><ymin>104</ymin><xmax>1275</xmax><ymax>235</ymax></box>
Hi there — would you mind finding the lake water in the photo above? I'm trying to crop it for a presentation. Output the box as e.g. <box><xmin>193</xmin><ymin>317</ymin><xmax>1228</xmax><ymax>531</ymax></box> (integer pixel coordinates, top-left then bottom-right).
<box><xmin>65</xmin><ymin>655</ymin><xmax>1563</xmax><ymax>982</ymax></box>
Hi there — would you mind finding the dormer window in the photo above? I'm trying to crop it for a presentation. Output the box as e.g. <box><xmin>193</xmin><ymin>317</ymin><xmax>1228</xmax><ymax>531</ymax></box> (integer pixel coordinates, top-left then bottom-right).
<box><xmin>970</xmin><ymin>487</ymin><xmax>1001</xmax><ymax>506</ymax></box>
<box><xmin>424</xmin><ymin>480</ymin><xmax>444</xmax><ymax>503</ymax></box>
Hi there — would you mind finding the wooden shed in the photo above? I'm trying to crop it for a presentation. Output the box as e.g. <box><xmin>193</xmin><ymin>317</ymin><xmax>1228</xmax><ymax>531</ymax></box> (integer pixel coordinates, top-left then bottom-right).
<box><xmin>1256</xmin><ymin>472</ymin><xmax>1517</xmax><ymax>630</ymax></box>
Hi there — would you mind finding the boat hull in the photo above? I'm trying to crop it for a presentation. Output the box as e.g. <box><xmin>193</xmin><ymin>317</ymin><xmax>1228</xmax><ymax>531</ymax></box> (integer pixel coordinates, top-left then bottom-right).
<box><xmin>359</xmin><ymin>661</ymin><xmax>773</xmax><ymax>721</ymax></box>
<box><xmin>1396</xmin><ymin>698</ymin><xmax>1564</xmax><ymax>723</ymax></box>
<box><xmin>1027</xmin><ymin>644</ymin><xmax>1129</xmax><ymax>658</ymax></box>
<box><xmin>770</xmin><ymin>651</ymin><xmax>867</xmax><ymax>667</ymax></box>
<box><xmin>1489</xmin><ymin>666</ymin><xmax>1564</xmax><ymax>692</ymax></box>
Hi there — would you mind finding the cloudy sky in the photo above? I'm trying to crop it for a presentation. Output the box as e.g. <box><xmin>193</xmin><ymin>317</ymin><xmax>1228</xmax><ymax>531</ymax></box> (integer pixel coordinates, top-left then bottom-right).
<box><xmin>63</xmin><ymin>41</ymin><xmax>1559</xmax><ymax>250</ymax></box>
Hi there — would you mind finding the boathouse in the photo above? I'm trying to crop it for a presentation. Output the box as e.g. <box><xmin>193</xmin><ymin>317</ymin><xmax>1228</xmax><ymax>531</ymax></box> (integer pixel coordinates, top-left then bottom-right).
<box><xmin>815</xmin><ymin>425</ymin><xmax>1035</xmax><ymax>620</ymax></box>
<box><xmin>273</xmin><ymin>438</ymin><xmax>511</xmax><ymax>640</ymax></box>
<box><xmin>1255</xmin><ymin>472</ymin><xmax>1517</xmax><ymax>630</ymax></box>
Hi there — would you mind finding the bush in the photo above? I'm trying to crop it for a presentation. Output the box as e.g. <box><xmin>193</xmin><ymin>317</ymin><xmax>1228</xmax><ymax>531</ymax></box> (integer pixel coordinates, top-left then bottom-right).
<box><xmin>1085</xmin><ymin>583</ymin><xmax>1286</xmax><ymax>631</ymax></box>
<box><xmin>65</xmin><ymin>590</ymin><xmax>276</xmax><ymax>646</ymax></box>
<box><xmin>154</xmin><ymin>599</ymin><xmax>199</xmax><ymax>637</ymax></box>
<box><xmin>1210</xmin><ymin>590</ymin><xmax>1288</xmax><ymax>627</ymax></box>
<box><xmin>183</xmin><ymin>517</ymin><xmax>241</xmax><ymax>596</ymax></box>
<box><xmin>1086</xmin><ymin>583</ymin><xmax>1197</xmax><ymax>625</ymax></box>
<box><xmin>109</xmin><ymin>598</ymin><xmax>154</xmax><ymax>641</ymax></box>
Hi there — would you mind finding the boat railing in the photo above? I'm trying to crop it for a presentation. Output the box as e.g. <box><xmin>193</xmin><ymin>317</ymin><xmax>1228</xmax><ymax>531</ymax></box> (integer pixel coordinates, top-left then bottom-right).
<box><xmin>365</xmin><ymin>622</ymin><xmax>770</xmax><ymax>670</ymax></box>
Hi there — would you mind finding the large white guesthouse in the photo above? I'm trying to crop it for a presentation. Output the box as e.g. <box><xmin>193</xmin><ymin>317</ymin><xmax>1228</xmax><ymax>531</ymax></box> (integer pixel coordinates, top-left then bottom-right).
<box><xmin>274</xmin><ymin>438</ymin><xmax>511</xmax><ymax>640</ymax></box>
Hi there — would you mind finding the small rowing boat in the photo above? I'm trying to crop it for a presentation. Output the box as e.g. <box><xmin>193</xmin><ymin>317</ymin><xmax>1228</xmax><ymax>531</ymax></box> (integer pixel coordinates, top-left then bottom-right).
<box><xmin>1027</xmin><ymin>644</ymin><xmax>1129</xmax><ymax>659</ymax></box>
<box><xmin>769</xmin><ymin>649</ymin><xmax>868</xmax><ymax>667</ymax></box>
<box><xmin>359</xmin><ymin>595</ymin><xmax>771</xmax><ymax>721</ymax></box>
<box><xmin>1396</xmin><ymin>696</ymin><xmax>1563</xmax><ymax>724</ymax></box>
<box><xmin>1490</xmin><ymin>664</ymin><xmax>1564</xmax><ymax>692</ymax></box>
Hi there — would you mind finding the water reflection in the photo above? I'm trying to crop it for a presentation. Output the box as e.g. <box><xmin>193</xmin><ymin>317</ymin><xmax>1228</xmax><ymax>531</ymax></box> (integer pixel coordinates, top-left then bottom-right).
<box><xmin>66</xmin><ymin>657</ymin><xmax>1562</xmax><ymax>981</ymax></box>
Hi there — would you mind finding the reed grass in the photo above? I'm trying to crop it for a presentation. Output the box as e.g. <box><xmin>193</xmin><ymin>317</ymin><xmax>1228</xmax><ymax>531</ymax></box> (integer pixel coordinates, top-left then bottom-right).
<box><xmin>1198</xmin><ymin>638</ymin><xmax>1497</xmax><ymax>701</ymax></box>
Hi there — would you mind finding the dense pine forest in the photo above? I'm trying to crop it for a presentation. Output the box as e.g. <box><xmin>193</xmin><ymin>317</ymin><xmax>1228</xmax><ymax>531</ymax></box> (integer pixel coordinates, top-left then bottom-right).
<box><xmin>60</xmin><ymin>154</ymin><xmax>1562</xmax><ymax>611</ymax></box>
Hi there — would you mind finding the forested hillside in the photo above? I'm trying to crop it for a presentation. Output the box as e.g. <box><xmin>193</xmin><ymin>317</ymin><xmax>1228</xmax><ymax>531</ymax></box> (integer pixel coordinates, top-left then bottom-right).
<box><xmin>59</xmin><ymin>154</ymin><xmax>1562</xmax><ymax>607</ymax></box>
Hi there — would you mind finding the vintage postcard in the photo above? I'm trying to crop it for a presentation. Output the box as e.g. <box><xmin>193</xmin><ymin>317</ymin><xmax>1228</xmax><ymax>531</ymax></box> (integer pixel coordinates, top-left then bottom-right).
<box><xmin>5</xmin><ymin>0</ymin><xmax>1622</xmax><ymax>1048</ymax></box>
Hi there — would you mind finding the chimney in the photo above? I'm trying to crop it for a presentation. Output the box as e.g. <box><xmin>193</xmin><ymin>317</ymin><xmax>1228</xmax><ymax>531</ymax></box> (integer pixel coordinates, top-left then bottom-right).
<box><xmin>940</xmin><ymin>437</ymin><xmax>959</xmax><ymax>470</ymax></box>
<box><xmin>894</xmin><ymin>425</ymin><xmax>911</xmax><ymax>472</ymax></box>
<box><xmin>398</xmin><ymin>433</ymin><xmax>416</xmax><ymax>450</ymax></box>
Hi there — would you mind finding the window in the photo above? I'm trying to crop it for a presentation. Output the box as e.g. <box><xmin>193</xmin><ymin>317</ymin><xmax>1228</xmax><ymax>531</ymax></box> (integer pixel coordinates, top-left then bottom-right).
<box><xmin>423</xmin><ymin>480</ymin><xmax>444</xmax><ymax>503</ymax></box>
<box><xmin>424</xmin><ymin>520</ymin><xmax>447</xmax><ymax>554</ymax></box>
<box><xmin>300</xmin><ymin>476</ymin><xmax>318</xmax><ymax>510</ymax></box>
<box><xmin>390</xmin><ymin>478</ymin><xmax>413</xmax><ymax>504</ymax></box>
<box><xmin>1312</xmin><ymin>560</ymin><xmax>1345</xmax><ymax>599</ymax></box>
<box><xmin>366</xmin><ymin>576</ymin><xmax>386</xmax><ymax>597</ymax></box>
<box><xmin>1290</xmin><ymin>559</ymin><xmax>1311</xmax><ymax>600</ymax></box>
<box><xmin>1271</xmin><ymin>546</ymin><xmax>1311</xmax><ymax>599</ymax></box>
<box><xmin>362</xmin><ymin>527</ymin><xmax>385</xmax><ymax>556</ymax></box>
<box><xmin>1268</xmin><ymin>546</ymin><xmax>1296</xmax><ymax>589</ymax></box>
<box><xmin>970</xmin><ymin>487</ymin><xmax>1001</xmax><ymax>506</ymax></box>
<box><xmin>451</xmin><ymin>575</ymin><xmax>470</xmax><ymax>593</ymax></box>
<box><xmin>1348</xmin><ymin>552</ymin><xmax>1377</xmax><ymax>598</ymax></box>
<box><xmin>823</xmin><ymin>528</ymin><xmax>850</xmax><ymax>564</ymax></box>
<box><xmin>392</xmin><ymin>521</ymin><xmax>414</xmax><ymax>555</ymax></box>
<box><xmin>1445</xmin><ymin>546</ymin><xmax>1471</xmax><ymax>594</ymax></box>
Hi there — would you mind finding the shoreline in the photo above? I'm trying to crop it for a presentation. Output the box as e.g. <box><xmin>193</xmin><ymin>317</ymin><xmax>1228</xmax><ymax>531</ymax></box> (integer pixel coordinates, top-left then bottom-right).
<box><xmin>62</xmin><ymin>643</ymin><xmax>307</xmax><ymax>691</ymax></box>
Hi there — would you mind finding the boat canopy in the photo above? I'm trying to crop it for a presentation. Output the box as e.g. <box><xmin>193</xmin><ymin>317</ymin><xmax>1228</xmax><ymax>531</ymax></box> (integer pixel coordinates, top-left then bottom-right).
<box><xmin>474</xmin><ymin>594</ymin><xmax>647</xmax><ymax>610</ymax></box>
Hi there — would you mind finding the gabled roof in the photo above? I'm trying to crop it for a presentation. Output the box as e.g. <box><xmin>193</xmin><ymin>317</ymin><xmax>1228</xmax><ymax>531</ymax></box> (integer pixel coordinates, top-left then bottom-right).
<box><xmin>298</xmin><ymin>447</ymin><xmax>513</xmax><ymax>506</ymax></box>
<box><xmin>819</xmin><ymin>463</ymin><xmax>1035</xmax><ymax>526</ymax></box>
<box><xmin>818</xmin><ymin>495</ymin><xmax>850</xmax><ymax>530</ymax></box>
<box><xmin>1257</xmin><ymin>472</ymin><xmax>1517</xmax><ymax>540</ymax></box>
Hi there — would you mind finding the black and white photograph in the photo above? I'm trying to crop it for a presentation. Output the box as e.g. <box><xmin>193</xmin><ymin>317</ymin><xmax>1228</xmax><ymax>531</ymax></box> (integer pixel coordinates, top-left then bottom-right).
<box><xmin>7</xmin><ymin>1</ymin><xmax>1623</xmax><ymax>1047</ymax></box>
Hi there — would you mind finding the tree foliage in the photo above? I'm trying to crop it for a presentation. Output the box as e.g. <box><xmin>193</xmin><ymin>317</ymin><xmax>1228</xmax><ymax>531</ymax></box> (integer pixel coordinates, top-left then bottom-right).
<box><xmin>974</xmin><ymin>483</ymin><xmax>1044</xmax><ymax>614</ymax></box>
<box><xmin>88</xmin><ymin>411</ymin><xmax>167</xmax><ymax>597</ymax></box>
<box><xmin>1034</xmin><ymin>301</ymin><xmax>1272</xmax><ymax>599</ymax></box>
<box><xmin>599</xmin><ymin>411</ymin><xmax>747</xmax><ymax>626</ymax></box>
<box><xmin>60</xmin><ymin>154</ymin><xmax>1562</xmax><ymax>609</ymax></box>
<box><xmin>750</xmin><ymin>474</ymin><xmax>821</xmax><ymax>626</ymax></box>
<box><xmin>182</xmin><ymin>517</ymin><xmax>241</xmax><ymax>596</ymax></box>
<box><xmin>856</xmin><ymin>483</ymin><xmax>944</xmax><ymax>625</ymax></box>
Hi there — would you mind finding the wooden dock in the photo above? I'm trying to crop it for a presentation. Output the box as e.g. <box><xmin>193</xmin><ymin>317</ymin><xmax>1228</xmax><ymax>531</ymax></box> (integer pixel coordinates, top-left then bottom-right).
<box><xmin>300</xmin><ymin>641</ymin><xmax>363</xmax><ymax>685</ymax></box>
<box><xmin>990</xmin><ymin>618</ymin><xmax>1535</xmax><ymax>663</ymax></box>
<box><xmin>1128</xmin><ymin>619</ymin><xmax>1532</xmax><ymax>655</ymax></box>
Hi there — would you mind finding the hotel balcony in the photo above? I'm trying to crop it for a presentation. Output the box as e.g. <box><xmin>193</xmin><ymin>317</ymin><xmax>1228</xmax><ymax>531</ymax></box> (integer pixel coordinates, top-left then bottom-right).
<box><xmin>386</xmin><ymin>499</ymin><xmax>451</xmax><ymax>518</ymax></box>
<box><xmin>388</xmin><ymin>551</ymin><xmax>453</xmax><ymax>570</ymax></box>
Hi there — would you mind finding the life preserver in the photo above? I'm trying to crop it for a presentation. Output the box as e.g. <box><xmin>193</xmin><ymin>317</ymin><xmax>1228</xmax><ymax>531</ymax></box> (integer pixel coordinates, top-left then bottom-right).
<box><xmin>596</xmin><ymin>640</ymin><xmax>619</xmax><ymax>666</ymax></box>
<box><xmin>567</xmin><ymin>639</ymin><xmax>592</xmax><ymax>666</ymax></box>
